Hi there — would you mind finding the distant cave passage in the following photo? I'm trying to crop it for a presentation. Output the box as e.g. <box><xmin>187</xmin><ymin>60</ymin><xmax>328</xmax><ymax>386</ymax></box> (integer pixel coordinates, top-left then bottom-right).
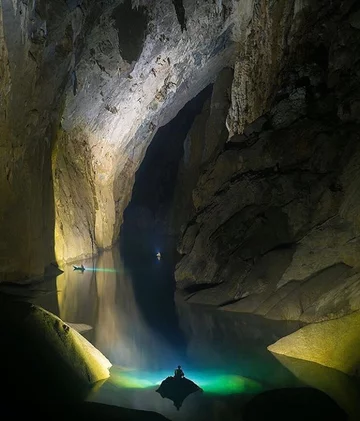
<box><xmin>112</xmin><ymin>0</ymin><xmax>148</xmax><ymax>63</ymax></box>
<box><xmin>121</xmin><ymin>84</ymin><xmax>213</xmax><ymax>254</ymax></box>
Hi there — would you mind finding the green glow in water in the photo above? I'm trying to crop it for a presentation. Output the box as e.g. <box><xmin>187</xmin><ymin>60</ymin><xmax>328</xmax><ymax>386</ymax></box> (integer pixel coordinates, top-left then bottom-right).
<box><xmin>108</xmin><ymin>367</ymin><xmax>263</xmax><ymax>395</ymax></box>
<box><xmin>196</xmin><ymin>374</ymin><xmax>262</xmax><ymax>395</ymax></box>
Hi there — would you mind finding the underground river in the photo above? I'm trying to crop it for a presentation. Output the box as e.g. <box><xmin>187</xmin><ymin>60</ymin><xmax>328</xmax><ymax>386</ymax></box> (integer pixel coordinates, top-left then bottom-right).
<box><xmin>30</xmin><ymin>244</ymin><xmax>360</xmax><ymax>421</ymax></box>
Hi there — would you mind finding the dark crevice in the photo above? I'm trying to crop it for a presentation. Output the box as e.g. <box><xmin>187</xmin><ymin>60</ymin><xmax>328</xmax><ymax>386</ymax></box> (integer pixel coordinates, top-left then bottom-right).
<box><xmin>111</xmin><ymin>0</ymin><xmax>148</xmax><ymax>63</ymax></box>
<box><xmin>121</xmin><ymin>84</ymin><xmax>212</xmax><ymax>255</ymax></box>
<box><xmin>184</xmin><ymin>282</ymin><xmax>223</xmax><ymax>295</ymax></box>
<box><xmin>218</xmin><ymin>297</ymin><xmax>245</xmax><ymax>308</ymax></box>
<box><xmin>172</xmin><ymin>0</ymin><xmax>187</xmax><ymax>32</ymax></box>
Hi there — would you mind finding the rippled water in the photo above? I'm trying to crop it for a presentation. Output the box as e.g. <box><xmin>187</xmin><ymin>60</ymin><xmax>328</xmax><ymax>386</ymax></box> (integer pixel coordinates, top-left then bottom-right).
<box><xmin>33</xmin><ymin>248</ymin><xmax>360</xmax><ymax>421</ymax></box>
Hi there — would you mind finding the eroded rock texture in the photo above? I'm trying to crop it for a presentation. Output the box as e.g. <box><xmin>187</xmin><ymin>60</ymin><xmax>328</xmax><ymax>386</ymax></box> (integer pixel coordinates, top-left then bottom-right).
<box><xmin>0</xmin><ymin>0</ymin><xmax>237</xmax><ymax>279</ymax></box>
<box><xmin>175</xmin><ymin>0</ymin><xmax>360</xmax><ymax>323</ymax></box>
<box><xmin>55</xmin><ymin>0</ymin><xmax>237</xmax><ymax>264</ymax></box>
<box><xmin>0</xmin><ymin>0</ymin><xmax>110</xmax><ymax>280</ymax></box>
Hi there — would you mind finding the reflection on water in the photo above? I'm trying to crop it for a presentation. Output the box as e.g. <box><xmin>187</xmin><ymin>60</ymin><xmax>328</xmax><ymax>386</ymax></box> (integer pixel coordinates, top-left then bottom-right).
<box><xmin>55</xmin><ymin>249</ymin><xmax>177</xmax><ymax>371</ymax></box>
<box><xmin>34</xmin><ymin>247</ymin><xmax>360</xmax><ymax>421</ymax></box>
<box><xmin>273</xmin><ymin>354</ymin><xmax>360</xmax><ymax>421</ymax></box>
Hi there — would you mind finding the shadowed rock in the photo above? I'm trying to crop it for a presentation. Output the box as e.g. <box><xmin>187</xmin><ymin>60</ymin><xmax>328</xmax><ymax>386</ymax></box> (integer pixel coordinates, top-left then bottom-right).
<box><xmin>156</xmin><ymin>376</ymin><xmax>202</xmax><ymax>410</ymax></box>
<box><xmin>9</xmin><ymin>402</ymin><xmax>170</xmax><ymax>421</ymax></box>
<box><xmin>0</xmin><ymin>296</ymin><xmax>110</xmax><ymax>402</ymax></box>
<box><xmin>242</xmin><ymin>388</ymin><xmax>347</xmax><ymax>421</ymax></box>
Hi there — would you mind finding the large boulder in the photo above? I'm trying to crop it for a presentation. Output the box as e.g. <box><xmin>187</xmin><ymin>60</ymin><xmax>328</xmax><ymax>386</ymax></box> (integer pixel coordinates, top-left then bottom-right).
<box><xmin>268</xmin><ymin>310</ymin><xmax>360</xmax><ymax>377</ymax></box>
<box><xmin>0</xmin><ymin>297</ymin><xmax>111</xmax><ymax>401</ymax></box>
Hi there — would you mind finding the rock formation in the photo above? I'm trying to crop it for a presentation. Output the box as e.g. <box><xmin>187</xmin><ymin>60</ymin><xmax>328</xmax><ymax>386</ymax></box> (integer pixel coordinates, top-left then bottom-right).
<box><xmin>1</xmin><ymin>0</ymin><xmax>360</xmax><ymax>380</ymax></box>
<box><xmin>175</xmin><ymin>0</ymin><xmax>360</xmax><ymax>326</ymax></box>
<box><xmin>55</xmin><ymin>0</ymin><xmax>236</xmax><ymax>265</ymax></box>
<box><xmin>0</xmin><ymin>0</ymin><xmax>237</xmax><ymax>281</ymax></box>
<box><xmin>0</xmin><ymin>297</ymin><xmax>111</xmax><ymax>401</ymax></box>
<box><xmin>268</xmin><ymin>310</ymin><xmax>360</xmax><ymax>377</ymax></box>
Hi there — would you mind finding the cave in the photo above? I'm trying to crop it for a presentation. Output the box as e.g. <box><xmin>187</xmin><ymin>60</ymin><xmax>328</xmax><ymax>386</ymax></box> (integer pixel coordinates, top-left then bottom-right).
<box><xmin>1</xmin><ymin>0</ymin><xmax>360</xmax><ymax>420</ymax></box>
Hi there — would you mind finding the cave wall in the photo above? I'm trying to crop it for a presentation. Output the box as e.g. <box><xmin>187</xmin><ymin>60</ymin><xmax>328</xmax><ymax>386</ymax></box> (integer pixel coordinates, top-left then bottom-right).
<box><xmin>175</xmin><ymin>0</ymin><xmax>360</xmax><ymax>323</ymax></box>
<box><xmin>2</xmin><ymin>0</ymin><xmax>359</xmax><ymax>292</ymax></box>
<box><xmin>0</xmin><ymin>0</ymin><xmax>237</xmax><ymax>279</ymax></box>
<box><xmin>121</xmin><ymin>84</ymin><xmax>212</xmax><ymax>254</ymax></box>
<box><xmin>171</xmin><ymin>67</ymin><xmax>233</xmax><ymax>237</ymax></box>
<box><xmin>54</xmin><ymin>0</ymin><xmax>237</xmax><ymax>265</ymax></box>
<box><xmin>0</xmin><ymin>0</ymin><xmax>97</xmax><ymax>281</ymax></box>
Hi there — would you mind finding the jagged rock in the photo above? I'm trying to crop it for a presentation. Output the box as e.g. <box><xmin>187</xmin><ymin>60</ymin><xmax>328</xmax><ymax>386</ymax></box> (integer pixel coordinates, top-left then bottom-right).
<box><xmin>268</xmin><ymin>310</ymin><xmax>360</xmax><ymax>377</ymax></box>
<box><xmin>171</xmin><ymin>68</ymin><xmax>233</xmax><ymax>233</ymax></box>
<box><xmin>175</xmin><ymin>1</ymin><xmax>360</xmax><ymax>325</ymax></box>
<box><xmin>227</xmin><ymin>0</ymin><xmax>297</xmax><ymax>136</ymax></box>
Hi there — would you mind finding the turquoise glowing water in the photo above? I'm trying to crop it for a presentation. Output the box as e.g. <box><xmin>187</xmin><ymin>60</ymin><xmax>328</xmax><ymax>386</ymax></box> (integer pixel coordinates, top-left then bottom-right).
<box><xmin>33</xmin><ymin>247</ymin><xmax>360</xmax><ymax>421</ymax></box>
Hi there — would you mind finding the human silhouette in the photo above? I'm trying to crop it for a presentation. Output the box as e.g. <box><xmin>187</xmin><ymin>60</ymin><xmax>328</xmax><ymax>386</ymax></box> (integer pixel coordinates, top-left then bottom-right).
<box><xmin>174</xmin><ymin>365</ymin><xmax>184</xmax><ymax>379</ymax></box>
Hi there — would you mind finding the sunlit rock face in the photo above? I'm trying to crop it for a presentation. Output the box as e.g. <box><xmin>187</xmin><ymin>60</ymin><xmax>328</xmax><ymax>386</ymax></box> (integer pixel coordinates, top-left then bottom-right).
<box><xmin>175</xmin><ymin>0</ymin><xmax>360</xmax><ymax>323</ymax></box>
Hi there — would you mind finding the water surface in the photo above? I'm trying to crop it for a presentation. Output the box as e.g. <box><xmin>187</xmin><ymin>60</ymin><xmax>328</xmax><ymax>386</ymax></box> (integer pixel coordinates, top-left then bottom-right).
<box><xmin>33</xmin><ymin>248</ymin><xmax>360</xmax><ymax>421</ymax></box>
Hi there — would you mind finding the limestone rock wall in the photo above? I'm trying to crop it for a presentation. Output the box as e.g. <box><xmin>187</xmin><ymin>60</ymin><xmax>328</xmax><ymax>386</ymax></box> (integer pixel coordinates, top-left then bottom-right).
<box><xmin>171</xmin><ymin>67</ymin><xmax>233</xmax><ymax>236</ymax></box>
<box><xmin>175</xmin><ymin>0</ymin><xmax>360</xmax><ymax>323</ymax></box>
<box><xmin>0</xmin><ymin>0</ymin><xmax>238</xmax><ymax>277</ymax></box>
<box><xmin>227</xmin><ymin>0</ymin><xmax>296</xmax><ymax>137</ymax></box>
<box><xmin>0</xmin><ymin>0</ymin><xmax>96</xmax><ymax>281</ymax></box>
<box><xmin>55</xmin><ymin>0</ymin><xmax>237</xmax><ymax>264</ymax></box>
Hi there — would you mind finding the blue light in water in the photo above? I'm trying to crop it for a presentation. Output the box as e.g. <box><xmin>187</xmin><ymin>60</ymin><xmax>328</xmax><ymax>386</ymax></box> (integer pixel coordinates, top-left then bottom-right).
<box><xmin>84</xmin><ymin>267</ymin><xmax>119</xmax><ymax>273</ymax></box>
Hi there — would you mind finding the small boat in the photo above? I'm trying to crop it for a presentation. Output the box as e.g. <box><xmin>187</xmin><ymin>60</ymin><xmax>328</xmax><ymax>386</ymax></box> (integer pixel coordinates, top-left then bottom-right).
<box><xmin>156</xmin><ymin>375</ymin><xmax>202</xmax><ymax>410</ymax></box>
<box><xmin>73</xmin><ymin>264</ymin><xmax>85</xmax><ymax>272</ymax></box>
